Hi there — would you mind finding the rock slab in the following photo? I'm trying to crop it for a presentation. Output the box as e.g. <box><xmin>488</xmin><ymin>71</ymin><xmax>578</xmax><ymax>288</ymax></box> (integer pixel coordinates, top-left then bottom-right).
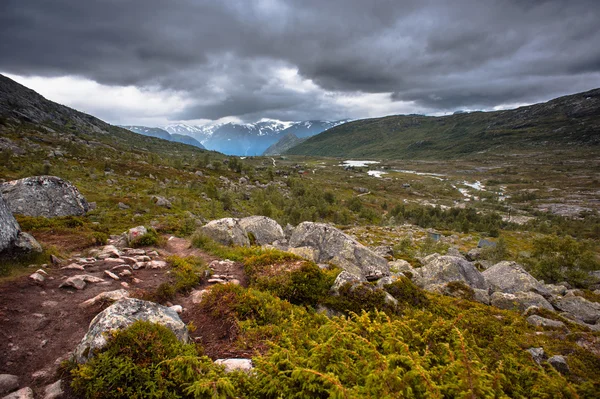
<box><xmin>73</xmin><ymin>298</ymin><xmax>189</xmax><ymax>363</ymax></box>
<box><xmin>1</xmin><ymin>176</ymin><xmax>89</xmax><ymax>217</ymax></box>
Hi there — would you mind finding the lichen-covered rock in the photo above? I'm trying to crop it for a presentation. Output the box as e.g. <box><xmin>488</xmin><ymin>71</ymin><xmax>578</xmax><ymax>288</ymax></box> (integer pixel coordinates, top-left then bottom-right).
<box><xmin>200</xmin><ymin>218</ymin><xmax>250</xmax><ymax>246</ymax></box>
<box><xmin>127</xmin><ymin>226</ymin><xmax>147</xmax><ymax>244</ymax></box>
<box><xmin>482</xmin><ymin>261</ymin><xmax>549</xmax><ymax>296</ymax></box>
<box><xmin>548</xmin><ymin>355</ymin><xmax>569</xmax><ymax>374</ymax></box>
<box><xmin>526</xmin><ymin>315</ymin><xmax>566</xmax><ymax>329</ymax></box>
<box><xmin>490</xmin><ymin>291</ymin><xmax>554</xmax><ymax>312</ymax></box>
<box><xmin>331</xmin><ymin>271</ymin><xmax>365</xmax><ymax>293</ymax></box>
<box><xmin>417</xmin><ymin>254</ymin><xmax>487</xmax><ymax>290</ymax></box>
<box><xmin>527</xmin><ymin>347</ymin><xmax>546</xmax><ymax>365</ymax></box>
<box><xmin>1</xmin><ymin>176</ymin><xmax>89</xmax><ymax>217</ymax></box>
<box><xmin>552</xmin><ymin>295</ymin><xmax>600</xmax><ymax>324</ymax></box>
<box><xmin>289</xmin><ymin>222</ymin><xmax>389</xmax><ymax>280</ymax></box>
<box><xmin>215</xmin><ymin>358</ymin><xmax>253</xmax><ymax>373</ymax></box>
<box><xmin>287</xmin><ymin>246</ymin><xmax>320</xmax><ymax>263</ymax></box>
<box><xmin>0</xmin><ymin>374</ymin><xmax>19</xmax><ymax>395</ymax></box>
<box><xmin>239</xmin><ymin>216</ymin><xmax>284</xmax><ymax>245</ymax></box>
<box><xmin>73</xmin><ymin>298</ymin><xmax>188</xmax><ymax>363</ymax></box>
<box><xmin>13</xmin><ymin>232</ymin><xmax>42</xmax><ymax>253</ymax></box>
<box><xmin>0</xmin><ymin>194</ymin><xmax>20</xmax><ymax>255</ymax></box>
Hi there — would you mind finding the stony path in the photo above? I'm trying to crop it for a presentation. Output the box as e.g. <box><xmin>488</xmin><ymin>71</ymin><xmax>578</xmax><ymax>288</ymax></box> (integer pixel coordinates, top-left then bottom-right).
<box><xmin>0</xmin><ymin>235</ymin><xmax>248</xmax><ymax>398</ymax></box>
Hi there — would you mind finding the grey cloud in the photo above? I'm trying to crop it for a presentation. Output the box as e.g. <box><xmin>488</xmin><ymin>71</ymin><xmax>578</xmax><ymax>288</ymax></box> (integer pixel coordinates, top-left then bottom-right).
<box><xmin>1</xmin><ymin>0</ymin><xmax>599</xmax><ymax>121</ymax></box>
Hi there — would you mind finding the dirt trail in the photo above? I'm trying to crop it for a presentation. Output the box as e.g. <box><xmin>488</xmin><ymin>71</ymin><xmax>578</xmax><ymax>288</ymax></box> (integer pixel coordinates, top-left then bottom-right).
<box><xmin>0</xmin><ymin>235</ymin><xmax>249</xmax><ymax>396</ymax></box>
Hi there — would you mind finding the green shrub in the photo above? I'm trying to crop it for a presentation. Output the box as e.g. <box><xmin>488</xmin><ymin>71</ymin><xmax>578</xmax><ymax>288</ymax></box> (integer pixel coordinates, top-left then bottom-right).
<box><xmin>384</xmin><ymin>276</ymin><xmax>430</xmax><ymax>309</ymax></box>
<box><xmin>322</xmin><ymin>282</ymin><xmax>393</xmax><ymax>315</ymax></box>
<box><xmin>71</xmin><ymin>321</ymin><xmax>238</xmax><ymax>399</ymax></box>
<box><xmin>130</xmin><ymin>228</ymin><xmax>160</xmax><ymax>248</ymax></box>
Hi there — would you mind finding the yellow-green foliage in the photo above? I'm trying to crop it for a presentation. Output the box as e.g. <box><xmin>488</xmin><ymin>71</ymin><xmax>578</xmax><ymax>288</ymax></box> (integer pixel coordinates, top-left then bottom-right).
<box><xmin>244</xmin><ymin>252</ymin><xmax>339</xmax><ymax>306</ymax></box>
<box><xmin>130</xmin><ymin>228</ymin><xmax>161</xmax><ymax>248</ymax></box>
<box><xmin>144</xmin><ymin>256</ymin><xmax>207</xmax><ymax>303</ymax></box>
<box><xmin>70</xmin><ymin>321</ymin><xmax>240</xmax><ymax>399</ymax></box>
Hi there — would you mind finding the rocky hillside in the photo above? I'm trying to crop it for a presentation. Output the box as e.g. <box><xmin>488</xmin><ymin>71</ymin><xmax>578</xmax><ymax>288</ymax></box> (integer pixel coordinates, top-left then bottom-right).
<box><xmin>286</xmin><ymin>88</ymin><xmax>600</xmax><ymax>159</ymax></box>
<box><xmin>0</xmin><ymin>74</ymin><xmax>212</xmax><ymax>158</ymax></box>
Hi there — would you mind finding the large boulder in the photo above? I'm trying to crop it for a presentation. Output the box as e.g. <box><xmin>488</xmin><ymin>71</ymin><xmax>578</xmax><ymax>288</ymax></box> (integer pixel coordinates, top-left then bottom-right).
<box><xmin>0</xmin><ymin>193</ymin><xmax>20</xmax><ymax>254</ymax></box>
<box><xmin>1</xmin><ymin>176</ymin><xmax>89</xmax><ymax>217</ymax></box>
<box><xmin>73</xmin><ymin>298</ymin><xmax>189</xmax><ymax>363</ymax></box>
<box><xmin>239</xmin><ymin>216</ymin><xmax>284</xmax><ymax>245</ymax></box>
<box><xmin>490</xmin><ymin>291</ymin><xmax>554</xmax><ymax>312</ymax></box>
<box><xmin>288</xmin><ymin>222</ymin><xmax>389</xmax><ymax>280</ymax></box>
<box><xmin>199</xmin><ymin>218</ymin><xmax>250</xmax><ymax>246</ymax></box>
<box><xmin>416</xmin><ymin>254</ymin><xmax>488</xmax><ymax>290</ymax></box>
<box><xmin>552</xmin><ymin>295</ymin><xmax>600</xmax><ymax>324</ymax></box>
<box><xmin>482</xmin><ymin>261</ymin><xmax>549</xmax><ymax>296</ymax></box>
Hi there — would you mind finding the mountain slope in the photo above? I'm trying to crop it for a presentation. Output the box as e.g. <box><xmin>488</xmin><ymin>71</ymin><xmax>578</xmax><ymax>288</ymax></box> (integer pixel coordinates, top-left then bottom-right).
<box><xmin>0</xmin><ymin>74</ymin><xmax>212</xmax><ymax>159</ymax></box>
<box><xmin>263</xmin><ymin>133</ymin><xmax>308</xmax><ymax>155</ymax></box>
<box><xmin>286</xmin><ymin>89</ymin><xmax>600</xmax><ymax>159</ymax></box>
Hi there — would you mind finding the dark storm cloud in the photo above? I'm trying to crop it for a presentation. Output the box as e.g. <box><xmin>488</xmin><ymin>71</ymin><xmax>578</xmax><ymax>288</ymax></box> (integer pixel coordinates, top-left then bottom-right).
<box><xmin>1</xmin><ymin>0</ymin><xmax>599</xmax><ymax>120</ymax></box>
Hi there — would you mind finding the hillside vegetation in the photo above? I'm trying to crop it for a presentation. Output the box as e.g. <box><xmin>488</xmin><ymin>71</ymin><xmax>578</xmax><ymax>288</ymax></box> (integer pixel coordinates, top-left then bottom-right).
<box><xmin>286</xmin><ymin>88</ymin><xmax>600</xmax><ymax>159</ymax></box>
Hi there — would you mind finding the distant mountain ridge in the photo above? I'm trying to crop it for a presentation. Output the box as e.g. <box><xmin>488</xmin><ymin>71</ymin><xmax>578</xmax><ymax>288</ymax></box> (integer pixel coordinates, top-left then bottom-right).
<box><xmin>120</xmin><ymin>125</ymin><xmax>205</xmax><ymax>149</ymax></box>
<box><xmin>158</xmin><ymin>119</ymin><xmax>347</xmax><ymax>155</ymax></box>
<box><xmin>286</xmin><ymin>89</ymin><xmax>600</xmax><ymax>159</ymax></box>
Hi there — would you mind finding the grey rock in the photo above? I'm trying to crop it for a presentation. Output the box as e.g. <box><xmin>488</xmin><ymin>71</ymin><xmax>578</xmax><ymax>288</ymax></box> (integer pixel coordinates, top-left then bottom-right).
<box><xmin>74</xmin><ymin>298</ymin><xmax>188</xmax><ymax>363</ymax></box>
<box><xmin>526</xmin><ymin>315</ymin><xmax>566</xmax><ymax>329</ymax></box>
<box><xmin>215</xmin><ymin>358</ymin><xmax>253</xmax><ymax>373</ymax></box>
<box><xmin>2</xmin><ymin>387</ymin><xmax>34</xmax><ymax>399</ymax></box>
<box><xmin>446</xmin><ymin>247</ymin><xmax>462</xmax><ymax>258</ymax></box>
<box><xmin>127</xmin><ymin>226</ymin><xmax>147</xmax><ymax>244</ymax></box>
<box><xmin>200</xmin><ymin>218</ymin><xmax>250</xmax><ymax>246</ymax></box>
<box><xmin>376</xmin><ymin>276</ymin><xmax>395</xmax><ymax>289</ymax></box>
<box><xmin>548</xmin><ymin>355</ymin><xmax>569</xmax><ymax>374</ymax></box>
<box><xmin>473</xmin><ymin>288</ymin><xmax>491</xmax><ymax>305</ymax></box>
<box><xmin>490</xmin><ymin>291</ymin><xmax>554</xmax><ymax>312</ymax></box>
<box><xmin>239</xmin><ymin>216</ymin><xmax>284</xmax><ymax>245</ymax></box>
<box><xmin>287</xmin><ymin>246</ymin><xmax>320</xmax><ymax>262</ymax></box>
<box><xmin>283</xmin><ymin>224</ymin><xmax>294</xmax><ymax>239</ymax></box>
<box><xmin>466</xmin><ymin>247</ymin><xmax>483</xmax><ymax>261</ymax></box>
<box><xmin>417</xmin><ymin>254</ymin><xmax>487</xmax><ymax>290</ymax></box>
<box><xmin>59</xmin><ymin>274</ymin><xmax>105</xmax><ymax>290</ymax></box>
<box><xmin>0</xmin><ymin>193</ymin><xmax>20</xmax><ymax>255</ymax></box>
<box><xmin>29</xmin><ymin>271</ymin><xmax>46</xmax><ymax>283</ymax></box>
<box><xmin>388</xmin><ymin>259</ymin><xmax>414</xmax><ymax>275</ymax></box>
<box><xmin>43</xmin><ymin>380</ymin><xmax>63</xmax><ymax>399</ymax></box>
<box><xmin>152</xmin><ymin>196</ymin><xmax>172</xmax><ymax>209</ymax></box>
<box><xmin>373</xmin><ymin>246</ymin><xmax>393</xmax><ymax>257</ymax></box>
<box><xmin>331</xmin><ymin>271</ymin><xmax>365</xmax><ymax>293</ymax></box>
<box><xmin>482</xmin><ymin>261</ymin><xmax>549</xmax><ymax>296</ymax></box>
<box><xmin>289</xmin><ymin>222</ymin><xmax>389</xmax><ymax>280</ymax></box>
<box><xmin>0</xmin><ymin>374</ymin><xmax>19</xmax><ymax>395</ymax></box>
<box><xmin>544</xmin><ymin>284</ymin><xmax>567</xmax><ymax>296</ymax></box>
<box><xmin>117</xmin><ymin>202</ymin><xmax>129</xmax><ymax>210</ymax></box>
<box><xmin>527</xmin><ymin>347</ymin><xmax>546</xmax><ymax>365</ymax></box>
<box><xmin>1</xmin><ymin>176</ymin><xmax>88</xmax><ymax>217</ymax></box>
<box><xmin>13</xmin><ymin>232</ymin><xmax>42</xmax><ymax>253</ymax></box>
<box><xmin>552</xmin><ymin>296</ymin><xmax>600</xmax><ymax>324</ymax></box>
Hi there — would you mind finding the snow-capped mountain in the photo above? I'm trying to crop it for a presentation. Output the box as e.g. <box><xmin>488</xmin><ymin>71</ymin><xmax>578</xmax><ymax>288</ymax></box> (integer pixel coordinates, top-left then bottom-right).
<box><xmin>120</xmin><ymin>125</ymin><xmax>206</xmax><ymax>149</ymax></box>
<box><xmin>154</xmin><ymin>119</ymin><xmax>349</xmax><ymax>155</ymax></box>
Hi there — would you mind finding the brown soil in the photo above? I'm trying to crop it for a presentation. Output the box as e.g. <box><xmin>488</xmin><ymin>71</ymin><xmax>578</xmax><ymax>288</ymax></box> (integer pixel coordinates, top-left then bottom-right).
<box><xmin>0</xmin><ymin>234</ymin><xmax>250</xmax><ymax>397</ymax></box>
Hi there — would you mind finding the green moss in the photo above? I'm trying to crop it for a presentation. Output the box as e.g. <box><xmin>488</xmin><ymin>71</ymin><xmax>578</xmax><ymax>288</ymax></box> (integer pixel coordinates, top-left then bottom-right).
<box><xmin>130</xmin><ymin>228</ymin><xmax>160</xmax><ymax>248</ymax></box>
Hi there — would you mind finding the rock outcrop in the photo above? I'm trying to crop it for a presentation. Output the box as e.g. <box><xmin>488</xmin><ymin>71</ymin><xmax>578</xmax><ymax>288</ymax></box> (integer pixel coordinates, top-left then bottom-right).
<box><xmin>0</xmin><ymin>194</ymin><xmax>20</xmax><ymax>254</ymax></box>
<box><xmin>482</xmin><ymin>261</ymin><xmax>549</xmax><ymax>296</ymax></box>
<box><xmin>0</xmin><ymin>193</ymin><xmax>42</xmax><ymax>257</ymax></box>
<box><xmin>1</xmin><ymin>176</ymin><xmax>89</xmax><ymax>217</ymax></box>
<box><xmin>288</xmin><ymin>222</ymin><xmax>389</xmax><ymax>280</ymax></box>
<box><xmin>416</xmin><ymin>254</ymin><xmax>488</xmax><ymax>290</ymax></box>
<box><xmin>199</xmin><ymin>218</ymin><xmax>250</xmax><ymax>246</ymax></box>
<box><xmin>74</xmin><ymin>298</ymin><xmax>188</xmax><ymax>363</ymax></box>
<box><xmin>239</xmin><ymin>216</ymin><xmax>285</xmax><ymax>245</ymax></box>
<box><xmin>552</xmin><ymin>295</ymin><xmax>600</xmax><ymax>325</ymax></box>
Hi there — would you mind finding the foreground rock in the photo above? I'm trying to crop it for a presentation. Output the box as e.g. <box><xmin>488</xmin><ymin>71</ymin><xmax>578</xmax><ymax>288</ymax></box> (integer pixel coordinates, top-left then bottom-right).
<box><xmin>482</xmin><ymin>261</ymin><xmax>549</xmax><ymax>296</ymax></box>
<box><xmin>0</xmin><ymin>374</ymin><xmax>19</xmax><ymax>395</ymax></box>
<box><xmin>1</xmin><ymin>176</ymin><xmax>89</xmax><ymax>217</ymax></box>
<box><xmin>416</xmin><ymin>254</ymin><xmax>487</xmax><ymax>290</ymax></box>
<box><xmin>490</xmin><ymin>291</ymin><xmax>553</xmax><ymax>312</ymax></box>
<box><xmin>0</xmin><ymin>194</ymin><xmax>42</xmax><ymax>257</ymax></box>
<box><xmin>74</xmin><ymin>298</ymin><xmax>188</xmax><ymax>363</ymax></box>
<box><xmin>215</xmin><ymin>358</ymin><xmax>253</xmax><ymax>373</ymax></box>
<box><xmin>200</xmin><ymin>218</ymin><xmax>250</xmax><ymax>246</ymax></box>
<box><xmin>288</xmin><ymin>222</ymin><xmax>389</xmax><ymax>280</ymax></box>
<box><xmin>2</xmin><ymin>387</ymin><xmax>34</xmax><ymax>399</ymax></box>
<box><xmin>239</xmin><ymin>216</ymin><xmax>284</xmax><ymax>245</ymax></box>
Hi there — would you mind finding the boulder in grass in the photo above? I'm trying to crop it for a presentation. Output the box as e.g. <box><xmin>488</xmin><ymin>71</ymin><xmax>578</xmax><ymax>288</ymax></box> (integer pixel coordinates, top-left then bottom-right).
<box><xmin>238</xmin><ymin>216</ymin><xmax>284</xmax><ymax>245</ymax></box>
<box><xmin>417</xmin><ymin>254</ymin><xmax>488</xmax><ymax>290</ymax></box>
<box><xmin>199</xmin><ymin>218</ymin><xmax>250</xmax><ymax>247</ymax></box>
<box><xmin>482</xmin><ymin>261</ymin><xmax>549</xmax><ymax>296</ymax></box>
<box><xmin>73</xmin><ymin>298</ymin><xmax>188</xmax><ymax>363</ymax></box>
<box><xmin>1</xmin><ymin>176</ymin><xmax>88</xmax><ymax>217</ymax></box>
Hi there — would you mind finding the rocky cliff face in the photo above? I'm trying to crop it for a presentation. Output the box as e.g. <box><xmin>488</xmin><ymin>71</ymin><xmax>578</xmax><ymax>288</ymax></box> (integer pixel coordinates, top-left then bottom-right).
<box><xmin>0</xmin><ymin>193</ymin><xmax>20</xmax><ymax>254</ymax></box>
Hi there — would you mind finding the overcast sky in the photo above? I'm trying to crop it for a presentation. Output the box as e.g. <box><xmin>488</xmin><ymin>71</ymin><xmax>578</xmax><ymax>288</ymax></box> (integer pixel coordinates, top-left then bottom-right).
<box><xmin>1</xmin><ymin>0</ymin><xmax>599</xmax><ymax>126</ymax></box>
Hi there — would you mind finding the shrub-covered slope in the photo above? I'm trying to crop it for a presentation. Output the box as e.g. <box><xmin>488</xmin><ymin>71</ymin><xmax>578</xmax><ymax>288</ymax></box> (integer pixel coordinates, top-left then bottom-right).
<box><xmin>286</xmin><ymin>88</ymin><xmax>600</xmax><ymax>159</ymax></box>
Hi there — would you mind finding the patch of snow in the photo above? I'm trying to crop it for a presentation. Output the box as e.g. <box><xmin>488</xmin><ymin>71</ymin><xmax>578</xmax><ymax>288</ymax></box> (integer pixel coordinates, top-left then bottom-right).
<box><xmin>342</xmin><ymin>160</ymin><xmax>380</xmax><ymax>167</ymax></box>
<box><xmin>394</xmin><ymin>170</ymin><xmax>445</xmax><ymax>180</ymax></box>
<box><xmin>367</xmin><ymin>170</ymin><xmax>387</xmax><ymax>178</ymax></box>
<box><xmin>463</xmin><ymin>181</ymin><xmax>485</xmax><ymax>190</ymax></box>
